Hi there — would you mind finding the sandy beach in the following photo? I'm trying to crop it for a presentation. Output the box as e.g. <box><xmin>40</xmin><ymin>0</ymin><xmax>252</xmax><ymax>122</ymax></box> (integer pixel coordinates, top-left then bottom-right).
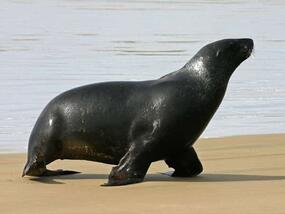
<box><xmin>0</xmin><ymin>134</ymin><xmax>284</xmax><ymax>214</ymax></box>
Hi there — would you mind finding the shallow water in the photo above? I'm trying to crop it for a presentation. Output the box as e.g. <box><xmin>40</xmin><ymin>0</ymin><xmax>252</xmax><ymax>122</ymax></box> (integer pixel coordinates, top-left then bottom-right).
<box><xmin>0</xmin><ymin>0</ymin><xmax>284</xmax><ymax>153</ymax></box>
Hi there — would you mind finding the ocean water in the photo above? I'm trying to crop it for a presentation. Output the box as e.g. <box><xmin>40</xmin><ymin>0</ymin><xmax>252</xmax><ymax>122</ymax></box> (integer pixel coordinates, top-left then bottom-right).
<box><xmin>0</xmin><ymin>0</ymin><xmax>284</xmax><ymax>153</ymax></box>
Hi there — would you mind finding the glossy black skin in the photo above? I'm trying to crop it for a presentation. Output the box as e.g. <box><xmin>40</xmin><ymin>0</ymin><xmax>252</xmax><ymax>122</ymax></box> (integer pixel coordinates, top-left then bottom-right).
<box><xmin>23</xmin><ymin>38</ymin><xmax>254</xmax><ymax>185</ymax></box>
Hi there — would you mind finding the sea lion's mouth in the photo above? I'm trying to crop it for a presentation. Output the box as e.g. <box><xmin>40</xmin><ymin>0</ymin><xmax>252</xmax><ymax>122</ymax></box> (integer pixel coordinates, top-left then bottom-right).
<box><xmin>242</xmin><ymin>44</ymin><xmax>254</xmax><ymax>58</ymax></box>
<box><xmin>238</xmin><ymin>38</ymin><xmax>254</xmax><ymax>59</ymax></box>
<box><xmin>246</xmin><ymin>46</ymin><xmax>253</xmax><ymax>58</ymax></box>
<box><xmin>245</xmin><ymin>39</ymin><xmax>254</xmax><ymax>58</ymax></box>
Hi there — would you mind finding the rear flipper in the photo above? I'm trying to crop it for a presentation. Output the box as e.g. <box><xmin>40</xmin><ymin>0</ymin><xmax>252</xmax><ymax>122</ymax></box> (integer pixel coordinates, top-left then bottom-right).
<box><xmin>165</xmin><ymin>147</ymin><xmax>203</xmax><ymax>177</ymax></box>
<box><xmin>40</xmin><ymin>169</ymin><xmax>80</xmax><ymax>177</ymax></box>
<box><xmin>22</xmin><ymin>160</ymin><xmax>80</xmax><ymax>177</ymax></box>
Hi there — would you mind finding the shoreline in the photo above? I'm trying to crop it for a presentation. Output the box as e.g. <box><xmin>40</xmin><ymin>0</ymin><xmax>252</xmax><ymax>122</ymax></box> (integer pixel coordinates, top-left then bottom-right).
<box><xmin>1</xmin><ymin>133</ymin><xmax>284</xmax><ymax>154</ymax></box>
<box><xmin>1</xmin><ymin>133</ymin><xmax>285</xmax><ymax>213</ymax></box>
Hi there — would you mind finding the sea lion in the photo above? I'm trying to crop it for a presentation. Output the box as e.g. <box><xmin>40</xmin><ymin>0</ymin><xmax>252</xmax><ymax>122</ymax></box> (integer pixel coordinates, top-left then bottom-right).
<box><xmin>23</xmin><ymin>38</ymin><xmax>254</xmax><ymax>186</ymax></box>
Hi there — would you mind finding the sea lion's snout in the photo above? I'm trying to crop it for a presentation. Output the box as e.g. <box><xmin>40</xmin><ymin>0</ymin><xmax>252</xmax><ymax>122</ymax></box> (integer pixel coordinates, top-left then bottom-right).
<box><xmin>239</xmin><ymin>38</ymin><xmax>254</xmax><ymax>58</ymax></box>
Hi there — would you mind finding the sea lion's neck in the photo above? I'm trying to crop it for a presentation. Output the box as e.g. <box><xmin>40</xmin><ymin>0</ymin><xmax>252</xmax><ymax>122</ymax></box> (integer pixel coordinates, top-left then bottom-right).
<box><xmin>182</xmin><ymin>55</ymin><xmax>231</xmax><ymax>88</ymax></box>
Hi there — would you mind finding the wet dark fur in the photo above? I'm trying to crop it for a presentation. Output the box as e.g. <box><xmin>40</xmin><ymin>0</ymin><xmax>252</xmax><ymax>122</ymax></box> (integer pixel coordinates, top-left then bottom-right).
<box><xmin>23</xmin><ymin>38</ymin><xmax>254</xmax><ymax>185</ymax></box>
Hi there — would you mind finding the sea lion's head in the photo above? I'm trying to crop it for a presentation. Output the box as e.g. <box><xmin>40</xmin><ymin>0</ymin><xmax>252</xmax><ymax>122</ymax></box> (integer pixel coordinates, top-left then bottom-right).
<box><xmin>207</xmin><ymin>38</ymin><xmax>253</xmax><ymax>67</ymax></box>
<box><xmin>187</xmin><ymin>38</ymin><xmax>254</xmax><ymax>82</ymax></box>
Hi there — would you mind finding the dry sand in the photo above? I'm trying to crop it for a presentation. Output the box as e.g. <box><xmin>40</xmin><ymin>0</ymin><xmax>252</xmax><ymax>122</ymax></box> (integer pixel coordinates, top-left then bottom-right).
<box><xmin>0</xmin><ymin>134</ymin><xmax>284</xmax><ymax>214</ymax></box>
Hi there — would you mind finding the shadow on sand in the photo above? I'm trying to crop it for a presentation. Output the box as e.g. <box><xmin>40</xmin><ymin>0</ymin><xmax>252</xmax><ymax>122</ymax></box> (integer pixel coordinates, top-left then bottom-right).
<box><xmin>29</xmin><ymin>172</ymin><xmax>285</xmax><ymax>185</ymax></box>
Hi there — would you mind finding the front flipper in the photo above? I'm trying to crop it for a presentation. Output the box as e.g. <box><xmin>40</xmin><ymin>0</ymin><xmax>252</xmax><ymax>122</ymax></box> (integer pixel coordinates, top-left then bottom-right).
<box><xmin>104</xmin><ymin>141</ymin><xmax>153</xmax><ymax>186</ymax></box>
<box><xmin>165</xmin><ymin>147</ymin><xmax>203</xmax><ymax>177</ymax></box>
<box><xmin>103</xmin><ymin>166</ymin><xmax>145</xmax><ymax>186</ymax></box>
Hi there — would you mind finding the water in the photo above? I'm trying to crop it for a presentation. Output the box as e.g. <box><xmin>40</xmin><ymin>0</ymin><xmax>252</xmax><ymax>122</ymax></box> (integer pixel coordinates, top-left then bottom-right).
<box><xmin>0</xmin><ymin>0</ymin><xmax>284</xmax><ymax>153</ymax></box>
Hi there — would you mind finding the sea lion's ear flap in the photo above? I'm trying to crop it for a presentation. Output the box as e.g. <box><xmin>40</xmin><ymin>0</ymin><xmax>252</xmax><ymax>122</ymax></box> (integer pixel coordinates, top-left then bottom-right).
<box><xmin>216</xmin><ymin>49</ymin><xmax>221</xmax><ymax>57</ymax></box>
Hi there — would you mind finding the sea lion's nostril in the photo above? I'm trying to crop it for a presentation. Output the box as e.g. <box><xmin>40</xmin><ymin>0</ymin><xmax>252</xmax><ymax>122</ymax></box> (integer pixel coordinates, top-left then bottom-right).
<box><xmin>242</xmin><ymin>44</ymin><xmax>253</xmax><ymax>58</ymax></box>
<box><xmin>242</xmin><ymin>45</ymin><xmax>248</xmax><ymax>52</ymax></box>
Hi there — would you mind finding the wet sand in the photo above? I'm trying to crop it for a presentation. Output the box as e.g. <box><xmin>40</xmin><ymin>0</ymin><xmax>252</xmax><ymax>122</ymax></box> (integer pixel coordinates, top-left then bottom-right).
<box><xmin>0</xmin><ymin>134</ymin><xmax>284</xmax><ymax>214</ymax></box>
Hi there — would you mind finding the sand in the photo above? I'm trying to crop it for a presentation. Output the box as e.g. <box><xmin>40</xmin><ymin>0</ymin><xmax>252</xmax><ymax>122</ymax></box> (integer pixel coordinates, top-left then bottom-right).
<box><xmin>0</xmin><ymin>134</ymin><xmax>284</xmax><ymax>214</ymax></box>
